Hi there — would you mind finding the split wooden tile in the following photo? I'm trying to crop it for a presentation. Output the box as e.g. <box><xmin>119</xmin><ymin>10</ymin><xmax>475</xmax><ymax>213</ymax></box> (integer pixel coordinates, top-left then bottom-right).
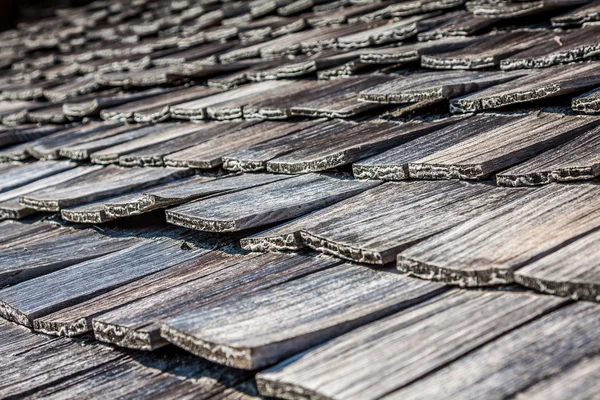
<box><xmin>421</xmin><ymin>31</ymin><xmax>552</xmax><ymax>69</ymax></box>
<box><xmin>0</xmin><ymin>166</ymin><xmax>102</xmax><ymax>220</ymax></box>
<box><xmin>407</xmin><ymin>112</ymin><xmax>599</xmax><ymax>180</ymax></box>
<box><xmin>381</xmin><ymin>302</ymin><xmax>600</xmax><ymax>399</ymax></box>
<box><xmin>358</xmin><ymin>70</ymin><xmax>526</xmax><ymax>104</ymax></box>
<box><xmin>20</xmin><ymin>165</ymin><xmax>190</xmax><ymax>212</ymax></box>
<box><xmin>89</xmin><ymin>253</ymin><xmax>338</xmax><ymax>350</ymax></box>
<box><xmin>0</xmin><ymin>228</ymin><xmax>229</xmax><ymax>327</ymax></box>
<box><xmin>166</xmin><ymin>173</ymin><xmax>377</xmax><ymax>232</ymax></box>
<box><xmin>299</xmin><ymin>181</ymin><xmax>527</xmax><ymax>264</ymax></box>
<box><xmin>398</xmin><ymin>182</ymin><xmax>600</xmax><ymax>286</ymax></box>
<box><xmin>451</xmin><ymin>63</ymin><xmax>600</xmax><ymax>113</ymax></box>
<box><xmin>572</xmin><ymin>87</ymin><xmax>600</xmax><ymax>114</ymax></box>
<box><xmin>257</xmin><ymin>289</ymin><xmax>565</xmax><ymax>400</ymax></box>
<box><xmin>501</xmin><ymin>27</ymin><xmax>600</xmax><ymax>70</ymax></box>
<box><xmin>497</xmin><ymin>124</ymin><xmax>600</xmax><ymax>186</ymax></box>
<box><xmin>160</xmin><ymin>263</ymin><xmax>444</xmax><ymax>369</ymax></box>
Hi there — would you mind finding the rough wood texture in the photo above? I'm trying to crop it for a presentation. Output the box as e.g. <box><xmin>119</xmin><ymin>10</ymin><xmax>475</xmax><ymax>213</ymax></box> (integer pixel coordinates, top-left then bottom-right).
<box><xmin>161</xmin><ymin>264</ymin><xmax>444</xmax><ymax>369</ymax></box>
<box><xmin>417</xmin><ymin>12</ymin><xmax>496</xmax><ymax>40</ymax></box>
<box><xmin>408</xmin><ymin>112</ymin><xmax>600</xmax><ymax>180</ymax></box>
<box><xmin>299</xmin><ymin>181</ymin><xmax>527</xmax><ymax>264</ymax></box>
<box><xmin>500</xmin><ymin>27</ymin><xmax>600</xmax><ymax>70</ymax></box>
<box><xmin>552</xmin><ymin>0</ymin><xmax>600</xmax><ymax>26</ymax></box>
<box><xmin>382</xmin><ymin>302</ymin><xmax>600</xmax><ymax>399</ymax></box>
<box><xmin>0</xmin><ymin>161</ymin><xmax>76</xmax><ymax>193</ymax></box>
<box><xmin>0</xmin><ymin>227</ymin><xmax>135</xmax><ymax>285</ymax></box>
<box><xmin>451</xmin><ymin>63</ymin><xmax>600</xmax><ymax>113</ymax></box>
<box><xmin>0</xmin><ymin>124</ymin><xmax>64</xmax><ymax>149</ymax></box>
<box><xmin>398</xmin><ymin>182</ymin><xmax>600</xmax><ymax>286</ymax></box>
<box><xmin>89</xmin><ymin>252</ymin><xmax>339</xmax><ymax>350</ymax></box>
<box><xmin>514</xmin><ymin>228</ymin><xmax>600</xmax><ymax>302</ymax></box>
<box><xmin>20</xmin><ymin>166</ymin><xmax>191</xmax><ymax>211</ymax></box>
<box><xmin>0</xmin><ymin>166</ymin><xmax>102</xmax><ymax>220</ymax></box>
<box><xmin>421</xmin><ymin>31</ymin><xmax>552</xmax><ymax>69</ymax></box>
<box><xmin>167</xmin><ymin>174</ymin><xmax>377</xmax><ymax>232</ymax></box>
<box><xmin>257</xmin><ymin>289</ymin><xmax>565</xmax><ymax>400</ymax></box>
<box><xmin>497</xmin><ymin>124</ymin><xmax>600</xmax><ymax>186</ymax></box>
<box><xmin>0</xmin><ymin>228</ymin><xmax>232</xmax><ymax>327</ymax></box>
<box><xmin>358</xmin><ymin>70</ymin><xmax>526</xmax><ymax>104</ymax></box>
<box><xmin>572</xmin><ymin>87</ymin><xmax>600</xmax><ymax>114</ymax></box>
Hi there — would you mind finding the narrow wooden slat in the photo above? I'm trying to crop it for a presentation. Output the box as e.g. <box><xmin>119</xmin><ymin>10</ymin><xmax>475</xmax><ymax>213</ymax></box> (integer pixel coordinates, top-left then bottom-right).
<box><xmin>257</xmin><ymin>289</ymin><xmax>565</xmax><ymax>400</ymax></box>
<box><xmin>161</xmin><ymin>264</ymin><xmax>445</xmax><ymax>369</ymax></box>
<box><xmin>572</xmin><ymin>87</ymin><xmax>600</xmax><ymax>114</ymax></box>
<box><xmin>0</xmin><ymin>166</ymin><xmax>102</xmax><ymax>220</ymax></box>
<box><xmin>0</xmin><ymin>228</ymin><xmax>231</xmax><ymax>327</ymax></box>
<box><xmin>421</xmin><ymin>31</ymin><xmax>551</xmax><ymax>69</ymax></box>
<box><xmin>398</xmin><ymin>182</ymin><xmax>600</xmax><ymax>286</ymax></box>
<box><xmin>497</xmin><ymin>124</ymin><xmax>600</xmax><ymax>186</ymax></box>
<box><xmin>240</xmin><ymin>215</ymin><xmax>315</xmax><ymax>252</ymax></box>
<box><xmin>95</xmin><ymin>67</ymin><xmax>181</xmax><ymax>88</ymax></box>
<box><xmin>0</xmin><ymin>227</ymin><xmax>136</xmax><ymax>285</ymax></box>
<box><xmin>42</xmin><ymin>74</ymin><xmax>99</xmax><ymax>102</ymax></box>
<box><xmin>0</xmin><ymin>161</ymin><xmax>76</xmax><ymax>193</ymax></box>
<box><xmin>265</xmin><ymin>120</ymin><xmax>457</xmax><ymax>174</ymax></box>
<box><xmin>408</xmin><ymin>112</ymin><xmax>599</xmax><ymax>180</ymax></box>
<box><xmin>417</xmin><ymin>12</ymin><xmax>496</xmax><ymax>40</ymax></box>
<box><xmin>0</xmin><ymin>124</ymin><xmax>64</xmax><ymax>149</ymax></box>
<box><xmin>26</xmin><ymin>103</ymin><xmax>67</xmax><ymax>124</ymax></box>
<box><xmin>358</xmin><ymin>70</ymin><xmax>526</xmax><ymax>104</ymax></box>
<box><xmin>381</xmin><ymin>302</ymin><xmax>600</xmax><ymax>399</ymax></box>
<box><xmin>451</xmin><ymin>63</ymin><xmax>600</xmax><ymax>113</ymax></box>
<box><xmin>20</xmin><ymin>166</ymin><xmax>191</xmax><ymax>212</ymax></box>
<box><xmin>166</xmin><ymin>174</ymin><xmax>378</xmax><ymax>232</ymax></box>
<box><xmin>88</xmin><ymin>252</ymin><xmax>338</xmax><ymax>350</ymax></box>
<box><xmin>300</xmin><ymin>181</ymin><xmax>527</xmax><ymax>264</ymax></box>
<box><xmin>552</xmin><ymin>0</ymin><xmax>600</xmax><ymax>26</ymax></box>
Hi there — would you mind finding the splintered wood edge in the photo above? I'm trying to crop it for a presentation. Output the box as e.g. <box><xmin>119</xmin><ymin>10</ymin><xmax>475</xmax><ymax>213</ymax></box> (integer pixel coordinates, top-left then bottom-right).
<box><xmin>513</xmin><ymin>273</ymin><xmax>600</xmax><ymax>302</ymax></box>
<box><xmin>61</xmin><ymin>208</ymin><xmax>114</xmax><ymax>224</ymax></box>
<box><xmin>166</xmin><ymin>210</ymin><xmax>238</xmax><ymax>232</ymax></box>
<box><xmin>352</xmin><ymin>163</ymin><xmax>410</xmax><ymax>180</ymax></box>
<box><xmin>160</xmin><ymin>323</ymin><xmax>255</xmax><ymax>369</ymax></box>
<box><xmin>496</xmin><ymin>166</ymin><xmax>599</xmax><ymax>187</ymax></box>
<box><xmin>104</xmin><ymin>196</ymin><xmax>165</xmax><ymax>218</ymax></box>
<box><xmin>92</xmin><ymin>319</ymin><xmax>165</xmax><ymax>351</ymax></box>
<box><xmin>300</xmin><ymin>231</ymin><xmax>386</xmax><ymax>265</ymax></box>
<box><xmin>0</xmin><ymin>300</ymin><xmax>33</xmax><ymax>327</ymax></box>
<box><xmin>267</xmin><ymin>154</ymin><xmax>353</xmax><ymax>174</ymax></box>
<box><xmin>239</xmin><ymin>231</ymin><xmax>305</xmax><ymax>252</ymax></box>
<box><xmin>34</xmin><ymin>316</ymin><xmax>90</xmax><ymax>337</ymax></box>
<box><xmin>572</xmin><ymin>96</ymin><xmax>600</xmax><ymax>114</ymax></box>
<box><xmin>397</xmin><ymin>254</ymin><xmax>513</xmax><ymax>287</ymax></box>
<box><xmin>19</xmin><ymin>196</ymin><xmax>61</xmax><ymax>212</ymax></box>
<box><xmin>222</xmin><ymin>157</ymin><xmax>268</xmax><ymax>172</ymax></box>
<box><xmin>256</xmin><ymin>375</ymin><xmax>330</xmax><ymax>400</ymax></box>
<box><xmin>408</xmin><ymin>162</ymin><xmax>488</xmax><ymax>180</ymax></box>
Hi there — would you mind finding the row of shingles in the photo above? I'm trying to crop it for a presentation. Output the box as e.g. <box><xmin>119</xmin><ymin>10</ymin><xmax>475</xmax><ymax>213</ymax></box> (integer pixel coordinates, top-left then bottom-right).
<box><xmin>0</xmin><ymin>318</ymin><xmax>259</xmax><ymax>400</ymax></box>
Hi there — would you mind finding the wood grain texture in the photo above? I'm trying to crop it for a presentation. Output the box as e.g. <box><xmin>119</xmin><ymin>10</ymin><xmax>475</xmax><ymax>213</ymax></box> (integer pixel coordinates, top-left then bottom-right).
<box><xmin>398</xmin><ymin>182</ymin><xmax>600</xmax><ymax>286</ymax></box>
<box><xmin>90</xmin><ymin>252</ymin><xmax>339</xmax><ymax>350</ymax></box>
<box><xmin>359</xmin><ymin>70</ymin><xmax>526</xmax><ymax>104</ymax></box>
<box><xmin>0</xmin><ymin>124</ymin><xmax>64</xmax><ymax>149</ymax></box>
<box><xmin>161</xmin><ymin>264</ymin><xmax>444</xmax><ymax>369</ymax></box>
<box><xmin>514</xmin><ymin>227</ymin><xmax>600</xmax><ymax>302</ymax></box>
<box><xmin>300</xmin><ymin>181</ymin><xmax>527</xmax><ymax>264</ymax></box>
<box><xmin>257</xmin><ymin>289</ymin><xmax>565</xmax><ymax>400</ymax></box>
<box><xmin>166</xmin><ymin>174</ymin><xmax>377</xmax><ymax>232</ymax></box>
<box><xmin>0</xmin><ymin>166</ymin><xmax>102</xmax><ymax>220</ymax></box>
<box><xmin>421</xmin><ymin>31</ymin><xmax>552</xmax><ymax>69</ymax></box>
<box><xmin>451</xmin><ymin>63</ymin><xmax>600</xmax><ymax>113</ymax></box>
<box><xmin>0</xmin><ymin>161</ymin><xmax>76</xmax><ymax>193</ymax></box>
<box><xmin>572</xmin><ymin>87</ymin><xmax>600</xmax><ymax>114</ymax></box>
<box><xmin>408</xmin><ymin>112</ymin><xmax>600</xmax><ymax>180</ymax></box>
<box><xmin>497</xmin><ymin>124</ymin><xmax>600</xmax><ymax>186</ymax></box>
<box><xmin>20</xmin><ymin>166</ymin><xmax>191</xmax><ymax>212</ymax></box>
<box><xmin>0</xmin><ymin>228</ymin><xmax>232</xmax><ymax>327</ymax></box>
<box><xmin>552</xmin><ymin>0</ymin><xmax>600</xmax><ymax>26</ymax></box>
<box><xmin>417</xmin><ymin>12</ymin><xmax>496</xmax><ymax>40</ymax></box>
<box><xmin>382</xmin><ymin>302</ymin><xmax>600</xmax><ymax>399</ymax></box>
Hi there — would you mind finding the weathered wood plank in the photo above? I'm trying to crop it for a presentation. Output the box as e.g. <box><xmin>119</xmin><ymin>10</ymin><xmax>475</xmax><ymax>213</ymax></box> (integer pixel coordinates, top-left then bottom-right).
<box><xmin>381</xmin><ymin>302</ymin><xmax>600</xmax><ymax>399</ymax></box>
<box><xmin>417</xmin><ymin>12</ymin><xmax>497</xmax><ymax>40</ymax></box>
<box><xmin>89</xmin><ymin>252</ymin><xmax>338</xmax><ymax>350</ymax></box>
<box><xmin>514</xmin><ymin>227</ymin><xmax>600</xmax><ymax>301</ymax></box>
<box><xmin>166</xmin><ymin>174</ymin><xmax>378</xmax><ymax>232</ymax></box>
<box><xmin>161</xmin><ymin>264</ymin><xmax>445</xmax><ymax>369</ymax></box>
<box><xmin>0</xmin><ymin>124</ymin><xmax>64</xmax><ymax>149</ymax></box>
<box><xmin>398</xmin><ymin>182</ymin><xmax>600</xmax><ymax>286</ymax></box>
<box><xmin>408</xmin><ymin>112</ymin><xmax>599</xmax><ymax>180</ymax></box>
<box><xmin>222</xmin><ymin>120</ymin><xmax>351</xmax><ymax>172</ymax></box>
<box><xmin>0</xmin><ymin>161</ymin><xmax>76</xmax><ymax>193</ymax></box>
<box><xmin>497</xmin><ymin>124</ymin><xmax>600</xmax><ymax>186</ymax></box>
<box><xmin>0</xmin><ymin>166</ymin><xmax>102</xmax><ymax>220</ymax></box>
<box><xmin>20</xmin><ymin>166</ymin><xmax>191</xmax><ymax>211</ymax></box>
<box><xmin>257</xmin><ymin>289</ymin><xmax>565</xmax><ymax>400</ymax></box>
<box><xmin>300</xmin><ymin>181</ymin><xmax>527</xmax><ymax>264</ymax></box>
<box><xmin>89</xmin><ymin>123</ymin><xmax>208</xmax><ymax>164</ymax></box>
<box><xmin>359</xmin><ymin>70</ymin><xmax>526</xmax><ymax>104</ymax></box>
<box><xmin>421</xmin><ymin>31</ymin><xmax>552</xmax><ymax>69</ymax></box>
<box><xmin>451</xmin><ymin>63</ymin><xmax>600</xmax><ymax>113</ymax></box>
<box><xmin>42</xmin><ymin>74</ymin><xmax>99</xmax><ymax>102</ymax></box>
<box><xmin>0</xmin><ymin>227</ymin><xmax>135</xmax><ymax>285</ymax></box>
<box><xmin>552</xmin><ymin>0</ymin><xmax>600</xmax><ymax>26</ymax></box>
<box><xmin>0</xmin><ymin>228</ymin><xmax>232</xmax><ymax>327</ymax></box>
<box><xmin>572</xmin><ymin>87</ymin><xmax>600</xmax><ymax>114</ymax></box>
<box><xmin>265</xmin><ymin>119</ymin><xmax>459</xmax><ymax>174</ymax></box>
